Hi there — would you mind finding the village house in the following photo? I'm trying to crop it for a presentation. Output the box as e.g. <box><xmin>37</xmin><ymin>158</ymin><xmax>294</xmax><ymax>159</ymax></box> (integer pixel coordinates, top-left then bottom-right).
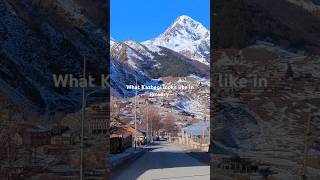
<box><xmin>88</xmin><ymin>105</ymin><xmax>108</xmax><ymax>135</ymax></box>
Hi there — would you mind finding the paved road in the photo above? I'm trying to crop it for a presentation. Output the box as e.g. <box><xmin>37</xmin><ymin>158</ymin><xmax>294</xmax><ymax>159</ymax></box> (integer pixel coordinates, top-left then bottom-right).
<box><xmin>112</xmin><ymin>142</ymin><xmax>209</xmax><ymax>180</ymax></box>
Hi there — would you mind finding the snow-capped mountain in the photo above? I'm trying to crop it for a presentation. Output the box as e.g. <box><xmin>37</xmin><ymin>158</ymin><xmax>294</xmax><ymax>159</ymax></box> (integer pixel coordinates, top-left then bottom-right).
<box><xmin>142</xmin><ymin>15</ymin><xmax>210</xmax><ymax>65</ymax></box>
<box><xmin>110</xmin><ymin>39</ymin><xmax>154</xmax><ymax>97</ymax></box>
<box><xmin>0</xmin><ymin>0</ymin><xmax>108</xmax><ymax>113</ymax></box>
<box><xmin>111</xmin><ymin>40</ymin><xmax>145</xmax><ymax>70</ymax></box>
<box><xmin>110</xmin><ymin>37</ymin><xmax>209</xmax><ymax>97</ymax></box>
<box><xmin>110</xmin><ymin>15</ymin><xmax>210</xmax><ymax>97</ymax></box>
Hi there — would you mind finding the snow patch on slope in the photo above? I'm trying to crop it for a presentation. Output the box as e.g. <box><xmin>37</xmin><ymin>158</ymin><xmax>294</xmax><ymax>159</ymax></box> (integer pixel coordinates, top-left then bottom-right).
<box><xmin>286</xmin><ymin>0</ymin><xmax>320</xmax><ymax>11</ymax></box>
<box><xmin>172</xmin><ymin>92</ymin><xmax>207</xmax><ymax>119</ymax></box>
<box><xmin>124</xmin><ymin>40</ymin><xmax>154</xmax><ymax>59</ymax></box>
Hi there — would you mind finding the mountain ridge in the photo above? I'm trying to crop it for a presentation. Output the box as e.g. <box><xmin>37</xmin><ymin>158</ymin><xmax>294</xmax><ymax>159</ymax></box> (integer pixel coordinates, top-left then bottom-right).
<box><xmin>110</xmin><ymin>16</ymin><xmax>210</xmax><ymax>98</ymax></box>
<box><xmin>0</xmin><ymin>0</ymin><xmax>108</xmax><ymax>114</ymax></box>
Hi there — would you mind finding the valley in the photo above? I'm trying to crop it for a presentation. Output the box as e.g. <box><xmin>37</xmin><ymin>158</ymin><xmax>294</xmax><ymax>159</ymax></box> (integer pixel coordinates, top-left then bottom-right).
<box><xmin>110</xmin><ymin>15</ymin><xmax>210</xmax><ymax>147</ymax></box>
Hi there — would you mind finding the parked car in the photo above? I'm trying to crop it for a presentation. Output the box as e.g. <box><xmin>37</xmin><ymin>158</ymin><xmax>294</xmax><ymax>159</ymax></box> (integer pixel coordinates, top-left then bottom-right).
<box><xmin>110</xmin><ymin>133</ymin><xmax>132</xmax><ymax>153</ymax></box>
<box><xmin>136</xmin><ymin>135</ymin><xmax>146</xmax><ymax>145</ymax></box>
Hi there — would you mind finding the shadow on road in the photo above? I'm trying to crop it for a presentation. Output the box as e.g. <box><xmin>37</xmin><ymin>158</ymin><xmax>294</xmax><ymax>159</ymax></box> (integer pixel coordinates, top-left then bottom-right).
<box><xmin>111</xmin><ymin>142</ymin><xmax>209</xmax><ymax>180</ymax></box>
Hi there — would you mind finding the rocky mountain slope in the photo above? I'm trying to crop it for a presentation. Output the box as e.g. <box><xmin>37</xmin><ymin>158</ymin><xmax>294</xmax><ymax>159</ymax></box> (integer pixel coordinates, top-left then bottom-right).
<box><xmin>0</xmin><ymin>0</ymin><xmax>108</xmax><ymax>113</ymax></box>
<box><xmin>110</xmin><ymin>38</ymin><xmax>209</xmax><ymax>97</ymax></box>
<box><xmin>286</xmin><ymin>0</ymin><xmax>320</xmax><ymax>12</ymax></box>
<box><xmin>215</xmin><ymin>0</ymin><xmax>320</xmax><ymax>54</ymax></box>
<box><xmin>110</xmin><ymin>39</ymin><xmax>151</xmax><ymax>97</ymax></box>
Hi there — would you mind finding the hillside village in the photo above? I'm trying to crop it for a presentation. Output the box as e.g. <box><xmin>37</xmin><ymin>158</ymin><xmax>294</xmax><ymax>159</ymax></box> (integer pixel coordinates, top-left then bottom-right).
<box><xmin>211</xmin><ymin>41</ymin><xmax>320</xmax><ymax>179</ymax></box>
<box><xmin>110</xmin><ymin>75</ymin><xmax>210</xmax><ymax>147</ymax></box>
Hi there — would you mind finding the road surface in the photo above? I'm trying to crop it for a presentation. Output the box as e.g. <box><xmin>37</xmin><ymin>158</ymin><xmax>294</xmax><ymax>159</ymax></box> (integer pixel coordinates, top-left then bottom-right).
<box><xmin>112</xmin><ymin>142</ymin><xmax>209</xmax><ymax>180</ymax></box>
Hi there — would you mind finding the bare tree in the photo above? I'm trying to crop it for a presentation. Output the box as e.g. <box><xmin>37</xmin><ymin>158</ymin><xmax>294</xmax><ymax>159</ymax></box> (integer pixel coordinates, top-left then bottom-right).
<box><xmin>147</xmin><ymin>106</ymin><xmax>162</xmax><ymax>134</ymax></box>
<box><xmin>162</xmin><ymin>113</ymin><xmax>179</xmax><ymax>136</ymax></box>
<box><xmin>110</xmin><ymin>96</ymin><xmax>120</xmax><ymax>117</ymax></box>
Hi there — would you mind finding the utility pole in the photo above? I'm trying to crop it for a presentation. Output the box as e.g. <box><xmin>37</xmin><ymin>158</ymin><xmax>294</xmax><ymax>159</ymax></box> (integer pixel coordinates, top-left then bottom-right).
<box><xmin>80</xmin><ymin>56</ymin><xmax>86</xmax><ymax>180</ymax></box>
<box><xmin>301</xmin><ymin>111</ymin><xmax>312</xmax><ymax>180</ymax></box>
<box><xmin>146</xmin><ymin>101</ymin><xmax>149</xmax><ymax>145</ymax></box>
<box><xmin>151</xmin><ymin>108</ymin><xmax>153</xmax><ymax>144</ymax></box>
<box><xmin>201</xmin><ymin>116</ymin><xmax>206</xmax><ymax>147</ymax></box>
<box><xmin>134</xmin><ymin>78</ymin><xmax>138</xmax><ymax>150</ymax></box>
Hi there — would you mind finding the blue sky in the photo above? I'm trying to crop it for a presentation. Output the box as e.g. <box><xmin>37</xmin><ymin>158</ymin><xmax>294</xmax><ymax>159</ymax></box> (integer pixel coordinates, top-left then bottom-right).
<box><xmin>111</xmin><ymin>0</ymin><xmax>210</xmax><ymax>42</ymax></box>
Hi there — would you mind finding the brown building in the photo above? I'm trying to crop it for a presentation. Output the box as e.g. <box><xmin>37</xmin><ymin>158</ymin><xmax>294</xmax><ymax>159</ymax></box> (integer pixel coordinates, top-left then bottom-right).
<box><xmin>21</xmin><ymin>125</ymin><xmax>52</xmax><ymax>147</ymax></box>
<box><xmin>88</xmin><ymin>104</ymin><xmax>108</xmax><ymax>135</ymax></box>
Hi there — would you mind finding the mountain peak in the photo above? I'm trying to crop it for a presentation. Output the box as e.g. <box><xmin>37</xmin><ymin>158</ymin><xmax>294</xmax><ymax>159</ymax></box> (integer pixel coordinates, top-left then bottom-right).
<box><xmin>175</xmin><ymin>15</ymin><xmax>194</xmax><ymax>23</ymax></box>
<box><xmin>124</xmin><ymin>39</ymin><xmax>139</xmax><ymax>45</ymax></box>
<box><xmin>169</xmin><ymin>15</ymin><xmax>207</xmax><ymax>33</ymax></box>
<box><xmin>142</xmin><ymin>15</ymin><xmax>210</xmax><ymax>65</ymax></box>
